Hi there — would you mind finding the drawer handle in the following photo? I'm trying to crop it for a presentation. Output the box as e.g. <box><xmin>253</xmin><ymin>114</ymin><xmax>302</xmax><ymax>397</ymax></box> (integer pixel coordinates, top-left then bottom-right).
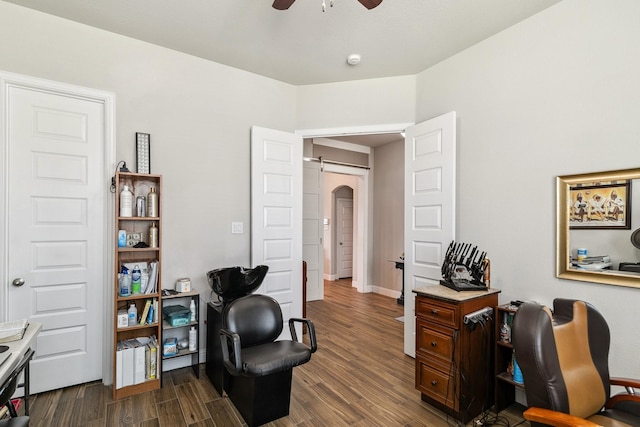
<box><xmin>431</xmin><ymin>309</ymin><xmax>439</xmax><ymax>315</ymax></box>
<box><xmin>431</xmin><ymin>341</ymin><xmax>437</xmax><ymax>347</ymax></box>
<box><xmin>431</xmin><ymin>380</ymin><xmax>438</xmax><ymax>386</ymax></box>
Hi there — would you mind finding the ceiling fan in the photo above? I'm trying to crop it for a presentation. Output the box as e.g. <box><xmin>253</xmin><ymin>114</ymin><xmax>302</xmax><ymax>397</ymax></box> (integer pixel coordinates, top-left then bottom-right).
<box><xmin>272</xmin><ymin>0</ymin><xmax>382</xmax><ymax>10</ymax></box>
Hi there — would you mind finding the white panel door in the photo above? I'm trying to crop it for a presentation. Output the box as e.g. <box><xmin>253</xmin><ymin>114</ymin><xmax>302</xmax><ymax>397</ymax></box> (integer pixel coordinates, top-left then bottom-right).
<box><xmin>404</xmin><ymin>112</ymin><xmax>456</xmax><ymax>356</ymax></box>
<box><xmin>336</xmin><ymin>198</ymin><xmax>353</xmax><ymax>279</ymax></box>
<box><xmin>251</xmin><ymin>126</ymin><xmax>303</xmax><ymax>340</ymax></box>
<box><xmin>303</xmin><ymin>161</ymin><xmax>324</xmax><ymax>301</ymax></box>
<box><xmin>4</xmin><ymin>82</ymin><xmax>106</xmax><ymax>392</ymax></box>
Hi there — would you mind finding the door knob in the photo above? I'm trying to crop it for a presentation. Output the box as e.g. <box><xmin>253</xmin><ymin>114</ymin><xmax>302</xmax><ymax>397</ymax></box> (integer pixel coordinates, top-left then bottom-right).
<box><xmin>12</xmin><ymin>278</ymin><xmax>25</xmax><ymax>287</ymax></box>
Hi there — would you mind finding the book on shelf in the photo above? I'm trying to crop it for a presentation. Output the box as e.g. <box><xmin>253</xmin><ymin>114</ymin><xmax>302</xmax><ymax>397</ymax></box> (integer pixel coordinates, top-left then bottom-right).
<box><xmin>139</xmin><ymin>298</ymin><xmax>158</xmax><ymax>326</ymax></box>
<box><xmin>0</xmin><ymin>318</ymin><xmax>28</xmax><ymax>343</ymax></box>
<box><xmin>144</xmin><ymin>260</ymin><xmax>159</xmax><ymax>294</ymax></box>
<box><xmin>146</xmin><ymin>303</ymin><xmax>155</xmax><ymax>325</ymax></box>
<box><xmin>139</xmin><ymin>299</ymin><xmax>152</xmax><ymax>325</ymax></box>
<box><xmin>115</xmin><ymin>335</ymin><xmax>159</xmax><ymax>389</ymax></box>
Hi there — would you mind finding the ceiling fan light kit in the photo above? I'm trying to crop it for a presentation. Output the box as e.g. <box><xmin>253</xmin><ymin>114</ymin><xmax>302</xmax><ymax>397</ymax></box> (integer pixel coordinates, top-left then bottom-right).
<box><xmin>272</xmin><ymin>0</ymin><xmax>382</xmax><ymax>11</ymax></box>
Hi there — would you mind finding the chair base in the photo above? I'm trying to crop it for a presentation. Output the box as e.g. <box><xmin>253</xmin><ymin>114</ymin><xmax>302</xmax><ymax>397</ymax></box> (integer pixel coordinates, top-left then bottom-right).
<box><xmin>226</xmin><ymin>369</ymin><xmax>293</xmax><ymax>427</ymax></box>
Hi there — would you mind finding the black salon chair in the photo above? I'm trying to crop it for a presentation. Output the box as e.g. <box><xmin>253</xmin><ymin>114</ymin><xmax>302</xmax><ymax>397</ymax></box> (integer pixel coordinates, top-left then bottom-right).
<box><xmin>512</xmin><ymin>299</ymin><xmax>640</xmax><ymax>427</ymax></box>
<box><xmin>219</xmin><ymin>294</ymin><xmax>317</xmax><ymax>427</ymax></box>
<box><xmin>0</xmin><ymin>360</ymin><xmax>29</xmax><ymax>427</ymax></box>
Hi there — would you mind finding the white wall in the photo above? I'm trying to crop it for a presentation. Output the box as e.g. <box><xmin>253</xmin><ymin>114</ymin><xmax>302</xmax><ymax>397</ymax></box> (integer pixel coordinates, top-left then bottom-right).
<box><xmin>372</xmin><ymin>139</ymin><xmax>405</xmax><ymax>298</ymax></box>
<box><xmin>0</xmin><ymin>1</ymin><xmax>297</xmax><ymax>373</ymax></box>
<box><xmin>0</xmin><ymin>1</ymin><xmax>296</xmax><ymax>293</ymax></box>
<box><xmin>3</xmin><ymin>0</ymin><xmax>640</xmax><ymax>391</ymax></box>
<box><xmin>414</xmin><ymin>0</ymin><xmax>640</xmax><ymax>379</ymax></box>
<box><xmin>296</xmin><ymin>76</ymin><xmax>416</xmax><ymax>129</ymax></box>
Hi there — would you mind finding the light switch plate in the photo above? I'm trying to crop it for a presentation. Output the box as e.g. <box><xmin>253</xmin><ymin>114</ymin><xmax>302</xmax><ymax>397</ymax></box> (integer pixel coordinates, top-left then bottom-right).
<box><xmin>231</xmin><ymin>222</ymin><xmax>243</xmax><ymax>234</ymax></box>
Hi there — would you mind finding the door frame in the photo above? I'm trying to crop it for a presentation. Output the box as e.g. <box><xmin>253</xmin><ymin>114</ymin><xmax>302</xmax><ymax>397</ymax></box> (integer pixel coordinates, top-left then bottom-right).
<box><xmin>0</xmin><ymin>70</ymin><xmax>116</xmax><ymax>384</ymax></box>
<box><xmin>297</xmin><ymin>123</ymin><xmax>412</xmax><ymax>294</ymax></box>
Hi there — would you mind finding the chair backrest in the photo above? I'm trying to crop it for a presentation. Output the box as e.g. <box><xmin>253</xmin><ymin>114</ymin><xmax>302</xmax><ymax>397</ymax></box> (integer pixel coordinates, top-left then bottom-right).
<box><xmin>223</xmin><ymin>294</ymin><xmax>283</xmax><ymax>348</ymax></box>
<box><xmin>512</xmin><ymin>299</ymin><xmax>611</xmax><ymax>420</ymax></box>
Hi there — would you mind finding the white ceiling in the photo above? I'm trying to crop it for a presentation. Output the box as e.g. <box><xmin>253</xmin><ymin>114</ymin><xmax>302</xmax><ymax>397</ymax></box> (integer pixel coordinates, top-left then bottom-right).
<box><xmin>3</xmin><ymin>0</ymin><xmax>561</xmax><ymax>86</ymax></box>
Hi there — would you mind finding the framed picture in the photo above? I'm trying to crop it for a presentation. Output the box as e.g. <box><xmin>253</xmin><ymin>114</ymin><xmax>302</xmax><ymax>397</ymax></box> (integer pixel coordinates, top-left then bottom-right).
<box><xmin>136</xmin><ymin>132</ymin><xmax>151</xmax><ymax>174</ymax></box>
<box><xmin>569</xmin><ymin>180</ymin><xmax>631</xmax><ymax>229</ymax></box>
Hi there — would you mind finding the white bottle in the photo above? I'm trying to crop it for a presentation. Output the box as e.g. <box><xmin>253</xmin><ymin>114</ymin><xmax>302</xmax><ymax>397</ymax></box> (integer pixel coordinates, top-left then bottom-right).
<box><xmin>190</xmin><ymin>298</ymin><xmax>196</xmax><ymax>322</ymax></box>
<box><xmin>120</xmin><ymin>185</ymin><xmax>133</xmax><ymax>217</ymax></box>
<box><xmin>128</xmin><ymin>303</ymin><xmax>137</xmax><ymax>326</ymax></box>
<box><xmin>189</xmin><ymin>326</ymin><xmax>197</xmax><ymax>351</ymax></box>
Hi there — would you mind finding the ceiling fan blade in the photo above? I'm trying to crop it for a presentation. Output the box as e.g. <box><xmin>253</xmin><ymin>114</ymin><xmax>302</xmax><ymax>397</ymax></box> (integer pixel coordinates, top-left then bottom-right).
<box><xmin>272</xmin><ymin>0</ymin><xmax>296</xmax><ymax>10</ymax></box>
<box><xmin>357</xmin><ymin>0</ymin><xmax>383</xmax><ymax>9</ymax></box>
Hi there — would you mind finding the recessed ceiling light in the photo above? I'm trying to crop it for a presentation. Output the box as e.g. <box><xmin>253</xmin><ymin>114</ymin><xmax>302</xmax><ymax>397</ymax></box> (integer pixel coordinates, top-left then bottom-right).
<box><xmin>347</xmin><ymin>54</ymin><xmax>361</xmax><ymax>66</ymax></box>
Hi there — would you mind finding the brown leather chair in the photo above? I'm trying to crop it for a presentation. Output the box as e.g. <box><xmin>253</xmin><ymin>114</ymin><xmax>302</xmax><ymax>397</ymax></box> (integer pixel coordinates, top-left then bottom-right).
<box><xmin>512</xmin><ymin>299</ymin><xmax>640</xmax><ymax>427</ymax></box>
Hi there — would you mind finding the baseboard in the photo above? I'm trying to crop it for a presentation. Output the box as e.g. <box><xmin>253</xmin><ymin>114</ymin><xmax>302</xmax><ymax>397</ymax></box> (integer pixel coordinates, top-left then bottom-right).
<box><xmin>371</xmin><ymin>285</ymin><xmax>401</xmax><ymax>300</ymax></box>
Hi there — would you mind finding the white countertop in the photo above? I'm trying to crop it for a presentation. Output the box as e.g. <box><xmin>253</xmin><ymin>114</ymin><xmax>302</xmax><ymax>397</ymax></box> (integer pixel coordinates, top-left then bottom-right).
<box><xmin>0</xmin><ymin>322</ymin><xmax>42</xmax><ymax>385</ymax></box>
<box><xmin>413</xmin><ymin>284</ymin><xmax>501</xmax><ymax>302</ymax></box>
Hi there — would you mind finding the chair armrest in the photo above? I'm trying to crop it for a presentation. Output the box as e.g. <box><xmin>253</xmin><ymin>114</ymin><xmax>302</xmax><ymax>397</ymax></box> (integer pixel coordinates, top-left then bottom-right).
<box><xmin>288</xmin><ymin>318</ymin><xmax>317</xmax><ymax>353</ymax></box>
<box><xmin>523</xmin><ymin>407</ymin><xmax>603</xmax><ymax>427</ymax></box>
<box><xmin>219</xmin><ymin>328</ymin><xmax>243</xmax><ymax>375</ymax></box>
<box><xmin>610</xmin><ymin>377</ymin><xmax>640</xmax><ymax>390</ymax></box>
<box><xmin>606</xmin><ymin>377</ymin><xmax>640</xmax><ymax>408</ymax></box>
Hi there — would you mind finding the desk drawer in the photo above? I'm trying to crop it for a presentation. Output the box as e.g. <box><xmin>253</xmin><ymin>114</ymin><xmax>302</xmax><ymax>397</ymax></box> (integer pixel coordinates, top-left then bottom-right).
<box><xmin>415</xmin><ymin>298</ymin><xmax>459</xmax><ymax>329</ymax></box>
<box><xmin>416</xmin><ymin>358</ymin><xmax>458</xmax><ymax>410</ymax></box>
<box><xmin>416</xmin><ymin>320</ymin><xmax>454</xmax><ymax>364</ymax></box>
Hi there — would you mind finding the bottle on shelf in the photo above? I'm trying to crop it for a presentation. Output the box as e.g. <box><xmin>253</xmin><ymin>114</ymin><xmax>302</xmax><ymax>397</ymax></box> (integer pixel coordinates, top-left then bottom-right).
<box><xmin>149</xmin><ymin>222</ymin><xmax>158</xmax><ymax>248</ymax></box>
<box><xmin>147</xmin><ymin>187</ymin><xmax>158</xmax><ymax>217</ymax></box>
<box><xmin>120</xmin><ymin>185</ymin><xmax>133</xmax><ymax>217</ymax></box>
<box><xmin>128</xmin><ymin>303</ymin><xmax>137</xmax><ymax>326</ymax></box>
<box><xmin>119</xmin><ymin>267</ymin><xmax>131</xmax><ymax>297</ymax></box>
<box><xmin>512</xmin><ymin>351</ymin><xmax>524</xmax><ymax>384</ymax></box>
<box><xmin>500</xmin><ymin>312</ymin><xmax>511</xmax><ymax>343</ymax></box>
<box><xmin>189</xmin><ymin>326</ymin><xmax>197</xmax><ymax>351</ymax></box>
<box><xmin>190</xmin><ymin>298</ymin><xmax>196</xmax><ymax>322</ymax></box>
<box><xmin>131</xmin><ymin>265</ymin><xmax>141</xmax><ymax>294</ymax></box>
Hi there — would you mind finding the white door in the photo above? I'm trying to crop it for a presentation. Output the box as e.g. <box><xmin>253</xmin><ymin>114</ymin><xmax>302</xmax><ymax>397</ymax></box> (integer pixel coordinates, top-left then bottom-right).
<box><xmin>404</xmin><ymin>112</ymin><xmax>456</xmax><ymax>356</ymax></box>
<box><xmin>336</xmin><ymin>198</ymin><xmax>353</xmax><ymax>279</ymax></box>
<box><xmin>2</xmin><ymin>77</ymin><xmax>109</xmax><ymax>392</ymax></box>
<box><xmin>303</xmin><ymin>161</ymin><xmax>324</xmax><ymax>301</ymax></box>
<box><xmin>251</xmin><ymin>126</ymin><xmax>303</xmax><ymax>340</ymax></box>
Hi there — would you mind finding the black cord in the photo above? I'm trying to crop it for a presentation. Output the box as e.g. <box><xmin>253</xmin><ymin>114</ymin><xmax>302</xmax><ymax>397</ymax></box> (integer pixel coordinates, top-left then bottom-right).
<box><xmin>445</xmin><ymin>329</ymin><xmax>465</xmax><ymax>427</ymax></box>
<box><xmin>110</xmin><ymin>161</ymin><xmax>130</xmax><ymax>193</ymax></box>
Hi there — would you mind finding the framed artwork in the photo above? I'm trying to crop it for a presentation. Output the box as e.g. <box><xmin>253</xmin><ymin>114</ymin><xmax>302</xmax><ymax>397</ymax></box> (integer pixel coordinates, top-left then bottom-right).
<box><xmin>136</xmin><ymin>132</ymin><xmax>151</xmax><ymax>174</ymax></box>
<box><xmin>569</xmin><ymin>180</ymin><xmax>630</xmax><ymax>229</ymax></box>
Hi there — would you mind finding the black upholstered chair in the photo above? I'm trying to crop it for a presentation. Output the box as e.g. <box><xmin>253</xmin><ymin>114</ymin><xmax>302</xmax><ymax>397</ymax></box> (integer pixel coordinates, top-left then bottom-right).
<box><xmin>0</xmin><ymin>357</ymin><xmax>29</xmax><ymax>427</ymax></box>
<box><xmin>512</xmin><ymin>299</ymin><xmax>640</xmax><ymax>427</ymax></box>
<box><xmin>219</xmin><ymin>294</ymin><xmax>317</xmax><ymax>427</ymax></box>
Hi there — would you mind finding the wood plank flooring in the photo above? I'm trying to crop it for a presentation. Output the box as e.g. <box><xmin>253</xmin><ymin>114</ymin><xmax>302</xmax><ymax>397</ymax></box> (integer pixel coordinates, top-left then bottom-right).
<box><xmin>22</xmin><ymin>279</ymin><xmax>529</xmax><ymax>426</ymax></box>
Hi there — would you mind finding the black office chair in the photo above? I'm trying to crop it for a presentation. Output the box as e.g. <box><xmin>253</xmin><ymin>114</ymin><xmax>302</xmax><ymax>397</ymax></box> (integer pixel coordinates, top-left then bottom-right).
<box><xmin>0</xmin><ymin>358</ymin><xmax>29</xmax><ymax>427</ymax></box>
<box><xmin>512</xmin><ymin>299</ymin><xmax>640</xmax><ymax>427</ymax></box>
<box><xmin>219</xmin><ymin>294</ymin><xmax>317</xmax><ymax>427</ymax></box>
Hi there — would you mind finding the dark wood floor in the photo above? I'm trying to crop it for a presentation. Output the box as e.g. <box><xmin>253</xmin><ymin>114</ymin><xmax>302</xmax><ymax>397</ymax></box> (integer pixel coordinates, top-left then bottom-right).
<box><xmin>22</xmin><ymin>279</ymin><xmax>529</xmax><ymax>426</ymax></box>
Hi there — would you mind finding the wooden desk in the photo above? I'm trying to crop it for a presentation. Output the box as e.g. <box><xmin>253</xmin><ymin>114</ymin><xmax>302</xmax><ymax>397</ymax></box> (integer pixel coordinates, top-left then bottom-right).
<box><xmin>0</xmin><ymin>322</ymin><xmax>42</xmax><ymax>415</ymax></box>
